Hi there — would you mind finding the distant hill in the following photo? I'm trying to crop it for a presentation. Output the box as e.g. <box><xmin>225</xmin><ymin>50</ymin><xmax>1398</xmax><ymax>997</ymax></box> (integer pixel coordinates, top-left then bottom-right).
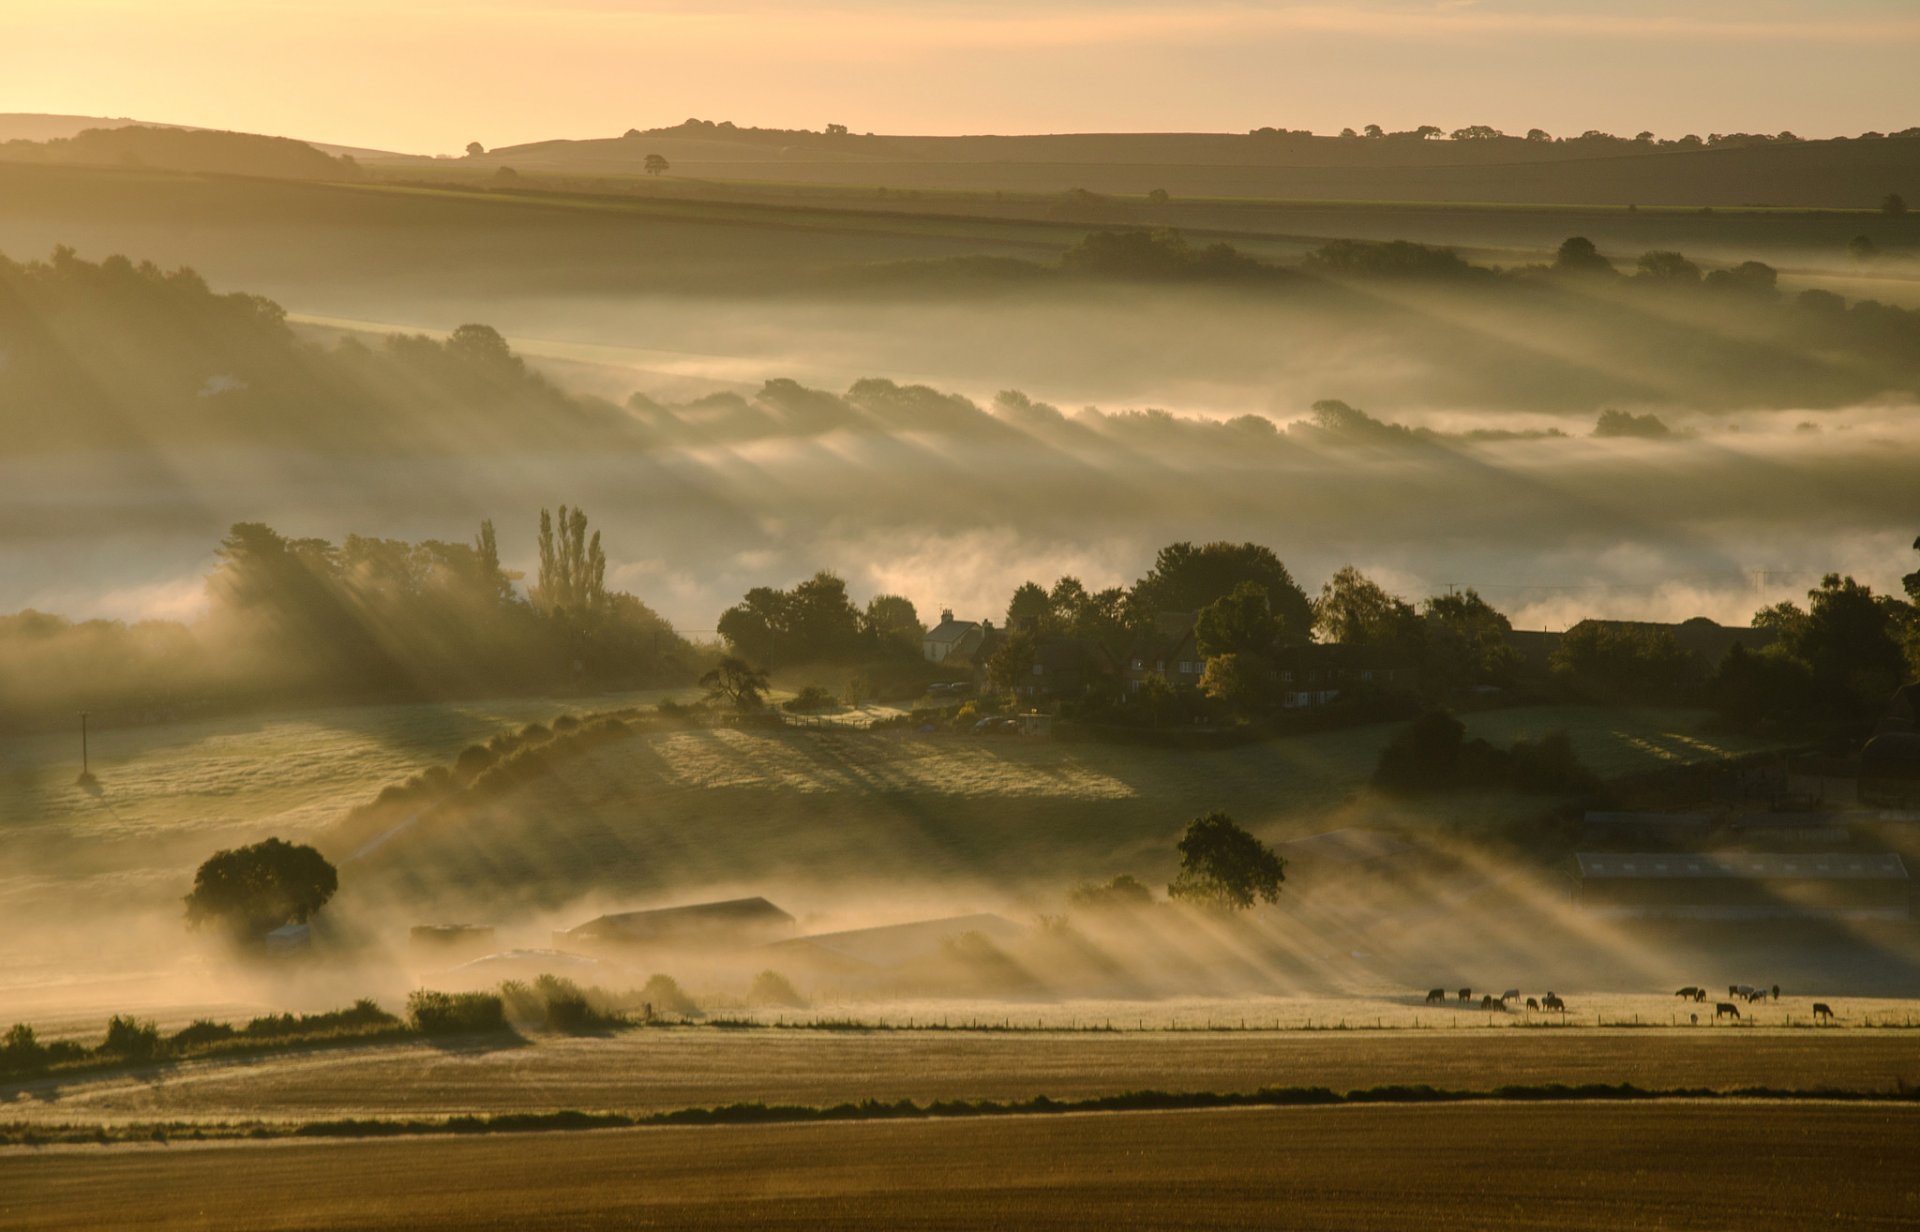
<box><xmin>0</xmin><ymin>113</ymin><xmax>150</xmax><ymax>143</ymax></box>
<box><xmin>0</xmin><ymin>124</ymin><xmax>362</xmax><ymax>180</ymax></box>
<box><xmin>457</xmin><ymin>121</ymin><xmax>1920</xmax><ymax>209</ymax></box>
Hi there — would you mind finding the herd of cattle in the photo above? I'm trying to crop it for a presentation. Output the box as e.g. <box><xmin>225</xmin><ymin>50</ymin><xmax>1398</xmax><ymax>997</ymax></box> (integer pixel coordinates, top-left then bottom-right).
<box><xmin>1423</xmin><ymin>987</ymin><xmax>1565</xmax><ymax>1013</ymax></box>
<box><xmin>1421</xmin><ymin>985</ymin><xmax>1838</xmax><ymax>1022</ymax></box>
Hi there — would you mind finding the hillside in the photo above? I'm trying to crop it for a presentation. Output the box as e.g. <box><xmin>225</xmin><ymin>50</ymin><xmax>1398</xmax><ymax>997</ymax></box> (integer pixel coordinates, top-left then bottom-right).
<box><xmin>335</xmin><ymin>708</ymin><xmax>1782</xmax><ymax>918</ymax></box>
<box><xmin>0</xmin><ymin>125</ymin><xmax>361</xmax><ymax>180</ymax></box>
<box><xmin>452</xmin><ymin>125</ymin><xmax>1920</xmax><ymax>209</ymax></box>
<box><xmin>0</xmin><ymin>113</ymin><xmax>148</xmax><ymax>143</ymax></box>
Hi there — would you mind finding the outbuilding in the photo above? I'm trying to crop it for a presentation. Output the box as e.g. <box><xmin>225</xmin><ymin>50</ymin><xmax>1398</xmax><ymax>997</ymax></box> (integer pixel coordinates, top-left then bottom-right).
<box><xmin>555</xmin><ymin>896</ymin><xmax>795</xmax><ymax>954</ymax></box>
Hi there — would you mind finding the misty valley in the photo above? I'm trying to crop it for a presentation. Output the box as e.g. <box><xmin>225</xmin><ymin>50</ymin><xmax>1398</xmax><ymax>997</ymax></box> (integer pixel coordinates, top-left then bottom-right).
<box><xmin>3</xmin><ymin>98</ymin><xmax>1920</xmax><ymax>1231</ymax></box>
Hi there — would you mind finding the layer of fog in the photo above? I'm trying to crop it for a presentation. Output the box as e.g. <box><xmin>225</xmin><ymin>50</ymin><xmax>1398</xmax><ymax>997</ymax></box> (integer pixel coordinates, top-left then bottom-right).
<box><xmin>5</xmin><ymin>382</ymin><xmax>1914</xmax><ymax>637</ymax></box>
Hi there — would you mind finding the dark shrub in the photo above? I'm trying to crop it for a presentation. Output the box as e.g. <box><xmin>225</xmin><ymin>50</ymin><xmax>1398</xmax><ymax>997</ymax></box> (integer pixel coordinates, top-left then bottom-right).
<box><xmin>99</xmin><ymin>1016</ymin><xmax>162</xmax><ymax>1061</ymax></box>
<box><xmin>169</xmin><ymin>1020</ymin><xmax>237</xmax><ymax>1050</ymax></box>
<box><xmin>407</xmin><ymin>991</ymin><xmax>506</xmax><ymax>1034</ymax></box>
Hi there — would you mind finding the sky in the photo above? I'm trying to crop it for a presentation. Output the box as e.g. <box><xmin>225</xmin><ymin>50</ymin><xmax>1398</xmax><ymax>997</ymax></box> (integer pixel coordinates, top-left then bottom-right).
<box><xmin>3</xmin><ymin>0</ymin><xmax>1916</xmax><ymax>154</ymax></box>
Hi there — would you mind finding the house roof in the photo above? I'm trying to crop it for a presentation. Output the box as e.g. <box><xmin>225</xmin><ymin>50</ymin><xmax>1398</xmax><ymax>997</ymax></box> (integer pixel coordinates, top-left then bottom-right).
<box><xmin>768</xmin><ymin>913</ymin><xmax>1024</xmax><ymax>969</ymax></box>
<box><xmin>1575</xmin><ymin>853</ymin><xmax>1908</xmax><ymax>881</ymax></box>
<box><xmin>564</xmin><ymin>897</ymin><xmax>795</xmax><ymax>943</ymax></box>
<box><xmin>925</xmin><ymin>617</ymin><xmax>984</xmax><ymax>644</ymax></box>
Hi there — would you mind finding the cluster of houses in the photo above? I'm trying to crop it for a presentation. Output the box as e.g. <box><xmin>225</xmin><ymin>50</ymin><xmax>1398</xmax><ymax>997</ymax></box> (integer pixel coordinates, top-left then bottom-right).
<box><xmin>920</xmin><ymin>607</ymin><xmax>1420</xmax><ymax>710</ymax></box>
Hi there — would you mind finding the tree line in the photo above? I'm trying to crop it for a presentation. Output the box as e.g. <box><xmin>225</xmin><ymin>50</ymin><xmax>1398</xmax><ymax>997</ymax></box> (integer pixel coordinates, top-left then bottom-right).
<box><xmin>0</xmin><ymin>507</ymin><xmax>696</xmax><ymax>729</ymax></box>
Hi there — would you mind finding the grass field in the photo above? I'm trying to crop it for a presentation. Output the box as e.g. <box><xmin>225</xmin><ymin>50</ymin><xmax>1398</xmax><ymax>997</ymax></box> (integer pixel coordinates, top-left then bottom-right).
<box><xmin>9</xmin><ymin>1022</ymin><xmax>1919</xmax><ymax>1130</ymax></box>
<box><xmin>354</xmin><ymin>704</ymin><xmax>1782</xmax><ymax>913</ymax></box>
<box><xmin>4</xmin><ymin>1104</ymin><xmax>1916</xmax><ymax>1230</ymax></box>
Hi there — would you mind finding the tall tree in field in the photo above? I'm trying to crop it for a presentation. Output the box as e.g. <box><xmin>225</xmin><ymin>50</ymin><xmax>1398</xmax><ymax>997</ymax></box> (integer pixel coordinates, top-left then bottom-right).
<box><xmin>1167</xmin><ymin>813</ymin><xmax>1285</xmax><ymax>910</ymax></box>
<box><xmin>184</xmin><ymin>838</ymin><xmax>338</xmax><ymax>941</ymax></box>
<box><xmin>644</xmin><ymin>153</ymin><xmax>669</xmax><ymax>176</ymax></box>
<box><xmin>701</xmin><ymin>656</ymin><xmax>769</xmax><ymax>712</ymax></box>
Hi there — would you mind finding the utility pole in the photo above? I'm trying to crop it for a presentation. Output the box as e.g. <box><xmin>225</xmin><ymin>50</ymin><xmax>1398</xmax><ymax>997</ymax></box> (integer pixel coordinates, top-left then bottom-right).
<box><xmin>76</xmin><ymin>711</ymin><xmax>95</xmax><ymax>786</ymax></box>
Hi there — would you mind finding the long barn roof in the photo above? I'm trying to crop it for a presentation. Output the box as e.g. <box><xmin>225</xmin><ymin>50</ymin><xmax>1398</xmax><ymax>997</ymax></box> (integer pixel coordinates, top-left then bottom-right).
<box><xmin>1575</xmin><ymin>853</ymin><xmax>1908</xmax><ymax>881</ymax></box>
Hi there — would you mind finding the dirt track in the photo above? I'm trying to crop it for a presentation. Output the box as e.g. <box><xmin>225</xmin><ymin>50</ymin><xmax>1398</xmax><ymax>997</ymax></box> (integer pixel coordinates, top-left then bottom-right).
<box><xmin>5</xmin><ymin>1104</ymin><xmax>1918</xmax><ymax>1230</ymax></box>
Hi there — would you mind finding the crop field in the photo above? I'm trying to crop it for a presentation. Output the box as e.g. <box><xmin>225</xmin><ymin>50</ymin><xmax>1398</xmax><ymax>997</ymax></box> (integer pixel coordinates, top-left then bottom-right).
<box><xmin>8</xmin><ymin>1021</ymin><xmax>1919</xmax><ymax>1130</ymax></box>
<box><xmin>5</xmin><ymin>1103</ymin><xmax>1917</xmax><ymax>1230</ymax></box>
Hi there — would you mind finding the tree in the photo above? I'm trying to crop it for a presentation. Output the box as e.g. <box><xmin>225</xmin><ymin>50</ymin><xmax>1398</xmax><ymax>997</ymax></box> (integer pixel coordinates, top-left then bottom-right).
<box><xmin>700</xmin><ymin>656</ymin><xmax>769</xmax><ymax>711</ymax></box>
<box><xmin>644</xmin><ymin>153</ymin><xmax>669</xmax><ymax>176</ymax></box>
<box><xmin>184</xmin><ymin>838</ymin><xmax>337</xmax><ymax>941</ymax></box>
<box><xmin>986</xmin><ymin>628</ymin><xmax>1038</xmax><ymax>694</ymax></box>
<box><xmin>1421</xmin><ymin>589</ymin><xmax>1516</xmax><ymax>691</ymax></box>
<box><xmin>448</xmin><ymin>322</ymin><xmax>515</xmax><ymax>364</ymax></box>
<box><xmin>1199</xmin><ymin>652</ymin><xmax>1269</xmax><ymax>713</ymax></box>
<box><xmin>1550</xmin><ymin>621</ymin><xmax>1701</xmax><ymax>703</ymax></box>
<box><xmin>1553</xmin><ymin>236</ymin><xmax>1615</xmax><ymax>275</ymax></box>
<box><xmin>1314</xmin><ymin>566</ymin><xmax>1422</xmax><ymax>657</ymax></box>
<box><xmin>1450</xmin><ymin>125</ymin><xmax>1503</xmax><ymax>141</ymax></box>
<box><xmin>1167</xmin><ymin>812</ymin><xmax>1285</xmax><ymax>910</ymax></box>
<box><xmin>1884</xmin><ymin>194</ymin><xmax>1908</xmax><ymax>217</ymax></box>
<box><xmin>861</xmin><ymin>594</ymin><xmax>924</xmax><ymax>654</ymax></box>
<box><xmin>1636</xmin><ymin>250</ymin><xmax>1702</xmax><ymax>284</ymax></box>
<box><xmin>465</xmin><ymin>142</ymin><xmax>485</xmax><ymax>157</ymax></box>
<box><xmin>1129</xmin><ymin>542</ymin><xmax>1312</xmax><ymax>640</ymax></box>
<box><xmin>824</xmin><ymin>123</ymin><xmax>849</xmax><ymax>136</ymax></box>
<box><xmin>1412</xmin><ymin>125</ymin><xmax>1443</xmax><ymax>140</ymax></box>
<box><xmin>1847</xmin><ymin>235</ymin><xmax>1879</xmax><ymax>263</ymax></box>
<box><xmin>1525</xmin><ymin>128</ymin><xmax>1552</xmax><ymax>143</ymax></box>
<box><xmin>1363</xmin><ymin>124</ymin><xmax>1384</xmax><ymax>139</ymax></box>
<box><xmin>1195</xmin><ymin>581</ymin><xmax>1276</xmax><ymax>658</ymax></box>
<box><xmin>1006</xmin><ymin>580</ymin><xmax>1052</xmax><ymax>631</ymax></box>
<box><xmin>1703</xmin><ymin>260</ymin><xmax>1778</xmax><ymax>296</ymax></box>
<box><xmin>532</xmin><ymin>505</ymin><xmax>606</xmax><ymax>615</ymax></box>
<box><xmin>1068</xmin><ymin>874</ymin><xmax>1153</xmax><ymax>911</ymax></box>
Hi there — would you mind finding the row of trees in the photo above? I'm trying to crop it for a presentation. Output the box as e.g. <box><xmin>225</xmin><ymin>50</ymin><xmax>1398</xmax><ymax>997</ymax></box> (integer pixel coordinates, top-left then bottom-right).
<box><xmin>714</xmin><ymin>572</ymin><xmax>924</xmax><ymax>668</ymax></box>
<box><xmin>1268</xmin><ymin>125</ymin><xmax>1920</xmax><ymax>149</ymax></box>
<box><xmin>0</xmin><ymin>507</ymin><xmax>698</xmax><ymax>728</ymax></box>
<box><xmin>205</xmin><ymin>507</ymin><xmax>694</xmax><ymax>698</ymax></box>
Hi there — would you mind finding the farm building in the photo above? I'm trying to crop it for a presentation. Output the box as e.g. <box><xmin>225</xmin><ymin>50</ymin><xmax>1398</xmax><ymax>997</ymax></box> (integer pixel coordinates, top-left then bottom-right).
<box><xmin>554</xmin><ymin>896</ymin><xmax>795</xmax><ymax>954</ymax></box>
<box><xmin>767</xmin><ymin>913</ymin><xmax>1025</xmax><ymax>975</ymax></box>
<box><xmin>1581</xmin><ymin>811</ymin><xmax>1714</xmax><ymax>843</ymax></box>
<box><xmin>409</xmin><ymin>924</ymin><xmax>497</xmax><ymax>965</ymax></box>
<box><xmin>1574</xmin><ymin>852</ymin><xmax>1910</xmax><ymax>921</ymax></box>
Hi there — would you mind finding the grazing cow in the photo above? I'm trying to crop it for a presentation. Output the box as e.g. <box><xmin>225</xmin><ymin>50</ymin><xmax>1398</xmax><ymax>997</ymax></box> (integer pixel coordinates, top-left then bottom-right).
<box><xmin>1813</xmin><ymin>1003</ymin><xmax>1835</xmax><ymax>1022</ymax></box>
<box><xmin>1426</xmin><ymin>988</ymin><xmax>1447</xmax><ymax>1004</ymax></box>
<box><xmin>1525</xmin><ymin>997</ymin><xmax>1540</xmax><ymax>1011</ymax></box>
<box><xmin>1480</xmin><ymin>994</ymin><xmax>1507</xmax><ymax>1011</ymax></box>
<box><xmin>1715</xmin><ymin>1002</ymin><xmax>1740</xmax><ymax>1020</ymax></box>
<box><xmin>1458</xmin><ymin>988</ymin><xmax>1473</xmax><ymax>1003</ymax></box>
<box><xmin>1675</xmin><ymin>986</ymin><xmax>1702</xmax><ymax>1000</ymax></box>
<box><xmin>1735</xmin><ymin>984</ymin><xmax>1756</xmax><ymax>998</ymax></box>
<box><xmin>1541</xmin><ymin>993</ymin><xmax>1566</xmax><ymax>1013</ymax></box>
<box><xmin>1501</xmin><ymin>989</ymin><xmax>1521</xmax><ymax>1003</ymax></box>
<box><xmin>1747</xmin><ymin>990</ymin><xmax>1767</xmax><ymax>1003</ymax></box>
<box><xmin>1728</xmin><ymin>985</ymin><xmax>1740</xmax><ymax>997</ymax></box>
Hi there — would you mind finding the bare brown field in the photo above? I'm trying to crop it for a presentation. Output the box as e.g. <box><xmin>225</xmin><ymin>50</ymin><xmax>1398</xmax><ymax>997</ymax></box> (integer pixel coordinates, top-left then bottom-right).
<box><xmin>5</xmin><ymin>1103</ymin><xmax>1918</xmax><ymax>1230</ymax></box>
<box><xmin>7</xmin><ymin>1028</ymin><xmax>1919</xmax><ymax>1130</ymax></box>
